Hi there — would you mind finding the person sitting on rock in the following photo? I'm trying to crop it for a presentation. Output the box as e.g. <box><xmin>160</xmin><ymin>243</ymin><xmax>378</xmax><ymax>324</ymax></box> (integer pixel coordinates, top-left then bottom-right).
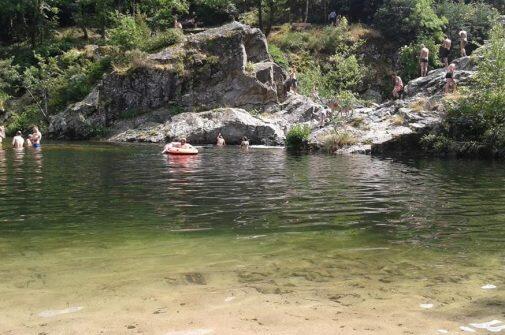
<box><xmin>445</xmin><ymin>63</ymin><xmax>457</xmax><ymax>94</ymax></box>
<box><xmin>440</xmin><ymin>36</ymin><xmax>452</xmax><ymax>68</ymax></box>
<box><xmin>241</xmin><ymin>137</ymin><xmax>250</xmax><ymax>148</ymax></box>
<box><xmin>459</xmin><ymin>29</ymin><xmax>468</xmax><ymax>57</ymax></box>
<box><xmin>419</xmin><ymin>44</ymin><xmax>429</xmax><ymax>77</ymax></box>
<box><xmin>216</xmin><ymin>133</ymin><xmax>226</xmax><ymax>146</ymax></box>
<box><xmin>391</xmin><ymin>74</ymin><xmax>404</xmax><ymax>99</ymax></box>
<box><xmin>162</xmin><ymin>138</ymin><xmax>194</xmax><ymax>153</ymax></box>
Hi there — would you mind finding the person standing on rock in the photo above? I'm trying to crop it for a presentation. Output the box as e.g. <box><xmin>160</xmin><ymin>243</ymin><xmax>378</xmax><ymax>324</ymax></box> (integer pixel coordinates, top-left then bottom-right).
<box><xmin>12</xmin><ymin>131</ymin><xmax>24</xmax><ymax>149</ymax></box>
<box><xmin>445</xmin><ymin>63</ymin><xmax>457</xmax><ymax>94</ymax></box>
<box><xmin>328</xmin><ymin>11</ymin><xmax>337</xmax><ymax>26</ymax></box>
<box><xmin>440</xmin><ymin>36</ymin><xmax>452</xmax><ymax>68</ymax></box>
<box><xmin>391</xmin><ymin>74</ymin><xmax>404</xmax><ymax>99</ymax></box>
<box><xmin>174</xmin><ymin>17</ymin><xmax>183</xmax><ymax>29</ymax></box>
<box><xmin>216</xmin><ymin>133</ymin><xmax>226</xmax><ymax>146</ymax></box>
<box><xmin>459</xmin><ymin>30</ymin><xmax>468</xmax><ymax>57</ymax></box>
<box><xmin>289</xmin><ymin>68</ymin><xmax>298</xmax><ymax>93</ymax></box>
<box><xmin>419</xmin><ymin>44</ymin><xmax>430</xmax><ymax>77</ymax></box>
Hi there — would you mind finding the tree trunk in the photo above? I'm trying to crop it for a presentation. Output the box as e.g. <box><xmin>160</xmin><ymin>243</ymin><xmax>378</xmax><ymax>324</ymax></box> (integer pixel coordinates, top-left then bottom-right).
<box><xmin>266</xmin><ymin>0</ymin><xmax>274</xmax><ymax>36</ymax></box>
<box><xmin>304</xmin><ymin>0</ymin><xmax>309</xmax><ymax>23</ymax></box>
<box><xmin>257</xmin><ymin>0</ymin><xmax>263</xmax><ymax>31</ymax></box>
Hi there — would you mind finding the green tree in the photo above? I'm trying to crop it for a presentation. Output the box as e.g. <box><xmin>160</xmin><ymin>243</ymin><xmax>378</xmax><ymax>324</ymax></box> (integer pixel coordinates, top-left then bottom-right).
<box><xmin>375</xmin><ymin>0</ymin><xmax>446</xmax><ymax>45</ymax></box>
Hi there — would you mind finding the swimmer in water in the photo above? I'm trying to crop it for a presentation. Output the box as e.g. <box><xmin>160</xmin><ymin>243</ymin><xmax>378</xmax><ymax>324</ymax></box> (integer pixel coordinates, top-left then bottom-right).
<box><xmin>216</xmin><ymin>133</ymin><xmax>226</xmax><ymax>146</ymax></box>
<box><xmin>31</xmin><ymin>126</ymin><xmax>42</xmax><ymax>148</ymax></box>
<box><xmin>12</xmin><ymin>131</ymin><xmax>24</xmax><ymax>149</ymax></box>
<box><xmin>25</xmin><ymin>134</ymin><xmax>33</xmax><ymax>147</ymax></box>
<box><xmin>162</xmin><ymin>138</ymin><xmax>194</xmax><ymax>153</ymax></box>
<box><xmin>241</xmin><ymin>136</ymin><xmax>250</xmax><ymax>148</ymax></box>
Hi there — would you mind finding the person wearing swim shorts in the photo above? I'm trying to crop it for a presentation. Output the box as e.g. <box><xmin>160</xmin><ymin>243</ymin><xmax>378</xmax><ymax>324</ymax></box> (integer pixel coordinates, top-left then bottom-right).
<box><xmin>445</xmin><ymin>63</ymin><xmax>456</xmax><ymax>94</ymax></box>
<box><xmin>419</xmin><ymin>44</ymin><xmax>430</xmax><ymax>77</ymax></box>
<box><xmin>459</xmin><ymin>30</ymin><xmax>468</xmax><ymax>57</ymax></box>
<box><xmin>440</xmin><ymin>36</ymin><xmax>452</xmax><ymax>68</ymax></box>
<box><xmin>31</xmin><ymin>126</ymin><xmax>42</xmax><ymax>148</ymax></box>
<box><xmin>391</xmin><ymin>74</ymin><xmax>404</xmax><ymax>99</ymax></box>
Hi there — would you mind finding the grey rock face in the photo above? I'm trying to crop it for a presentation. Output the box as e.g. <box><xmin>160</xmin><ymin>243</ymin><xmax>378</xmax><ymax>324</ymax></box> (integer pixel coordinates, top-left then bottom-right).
<box><xmin>49</xmin><ymin>22</ymin><xmax>288</xmax><ymax>140</ymax></box>
<box><xmin>110</xmin><ymin>108</ymin><xmax>285</xmax><ymax>145</ymax></box>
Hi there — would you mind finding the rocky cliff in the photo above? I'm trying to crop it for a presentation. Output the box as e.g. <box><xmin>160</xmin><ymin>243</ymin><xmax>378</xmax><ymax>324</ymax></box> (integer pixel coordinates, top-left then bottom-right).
<box><xmin>49</xmin><ymin>22</ymin><xmax>478</xmax><ymax>152</ymax></box>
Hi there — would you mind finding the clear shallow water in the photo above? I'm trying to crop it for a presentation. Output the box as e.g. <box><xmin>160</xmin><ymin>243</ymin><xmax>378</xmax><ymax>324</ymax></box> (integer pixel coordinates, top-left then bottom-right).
<box><xmin>0</xmin><ymin>143</ymin><xmax>504</xmax><ymax>333</ymax></box>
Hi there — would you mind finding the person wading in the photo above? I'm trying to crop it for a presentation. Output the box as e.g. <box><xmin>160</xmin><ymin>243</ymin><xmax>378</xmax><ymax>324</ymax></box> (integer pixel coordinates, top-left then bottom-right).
<box><xmin>12</xmin><ymin>131</ymin><xmax>24</xmax><ymax>149</ymax></box>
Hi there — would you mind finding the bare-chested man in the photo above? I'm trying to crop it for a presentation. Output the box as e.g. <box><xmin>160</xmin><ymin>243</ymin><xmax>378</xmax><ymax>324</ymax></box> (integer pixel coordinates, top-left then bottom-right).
<box><xmin>440</xmin><ymin>36</ymin><xmax>452</xmax><ymax>68</ymax></box>
<box><xmin>31</xmin><ymin>126</ymin><xmax>42</xmax><ymax>148</ymax></box>
<box><xmin>459</xmin><ymin>30</ymin><xmax>468</xmax><ymax>57</ymax></box>
<box><xmin>419</xmin><ymin>44</ymin><xmax>430</xmax><ymax>77</ymax></box>
<box><xmin>12</xmin><ymin>131</ymin><xmax>24</xmax><ymax>149</ymax></box>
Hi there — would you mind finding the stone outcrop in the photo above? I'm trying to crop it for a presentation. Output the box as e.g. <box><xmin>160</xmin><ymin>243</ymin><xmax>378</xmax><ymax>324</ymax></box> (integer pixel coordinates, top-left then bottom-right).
<box><xmin>308</xmin><ymin>55</ymin><xmax>477</xmax><ymax>154</ymax></box>
<box><xmin>49</xmin><ymin>22</ymin><xmax>289</xmax><ymax>140</ymax></box>
<box><xmin>49</xmin><ymin>20</ymin><xmax>480</xmax><ymax>154</ymax></box>
<box><xmin>110</xmin><ymin>108</ymin><xmax>285</xmax><ymax>145</ymax></box>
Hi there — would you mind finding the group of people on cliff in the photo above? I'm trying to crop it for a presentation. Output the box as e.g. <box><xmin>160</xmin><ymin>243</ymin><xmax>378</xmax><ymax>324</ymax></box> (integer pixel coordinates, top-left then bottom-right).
<box><xmin>0</xmin><ymin>126</ymin><xmax>42</xmax><ymax>150</ymax></box>
<box><xmin>392</xmin><ymin>30</ymin><xmax>468</xmax><ymax>99</ymax></box>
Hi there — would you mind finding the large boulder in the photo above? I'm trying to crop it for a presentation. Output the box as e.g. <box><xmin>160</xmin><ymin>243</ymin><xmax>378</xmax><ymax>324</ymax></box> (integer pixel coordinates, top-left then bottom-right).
<box><xmin>49</xmin><ymin>22</ymin><xmax>289</xmax><ymax>139</ymax></box>
<box><xmin>109</xmin><ymin>108</ymin><xmax>285</xmax><ymax>145</ymax></box>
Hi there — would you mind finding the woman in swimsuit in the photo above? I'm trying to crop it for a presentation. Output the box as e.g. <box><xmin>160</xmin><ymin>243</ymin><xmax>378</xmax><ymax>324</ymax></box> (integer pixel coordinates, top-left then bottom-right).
<box><xmin>445</xmin><ymin>63</ymin><xmax>456</xmax><ymax>94</ymax></box>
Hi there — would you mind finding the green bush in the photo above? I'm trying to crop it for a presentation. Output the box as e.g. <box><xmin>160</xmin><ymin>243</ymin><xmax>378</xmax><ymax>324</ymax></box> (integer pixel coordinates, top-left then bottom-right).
<box><xmin>425</xmin><ymin>24</ymin><xmax>505</xmax><ymax>157</ymax></box>
<box><xmin>6</xmin><ymin>105</ymin><xmax>44</xmax><ymax>135</ymax></box>
<box><xmin>321</xmin><ymin>130</ymin><xmax>357</xmax><ymax>153</ymax></box>
<box><xmin>286</xmin><ymin>124</ymin><xmax>311</xmax><ymax>149</ymax></box>
<box><xmin>375</xmin><ymin>0</ymin><xmax>446</xmax><ymax>46</ymax></box>
<box><xmin>141</xmin><ymin>29</ymin><xmax>185</xmax><ymax>53</ymax></box>
<box><xmin>436</xmin><ymin>0</ymin><xmax>499</xmax><ymax>56</ymax></box>
<box><xmin>268</xmin><ymin>44</ymin><xmax>289</xmax><ymax>70</ymax></box>
<box><xmin>108</xmin><ymin>14</ymin><xmax>150</xmax><ymax>51</ymax></box>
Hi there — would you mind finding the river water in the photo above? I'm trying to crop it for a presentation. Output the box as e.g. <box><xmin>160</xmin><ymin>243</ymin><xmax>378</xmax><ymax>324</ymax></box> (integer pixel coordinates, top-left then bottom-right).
<box><xmin>0</xmin><ymin>143</ymin><xmax>504</xmax><ymax>334</ymax></box>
